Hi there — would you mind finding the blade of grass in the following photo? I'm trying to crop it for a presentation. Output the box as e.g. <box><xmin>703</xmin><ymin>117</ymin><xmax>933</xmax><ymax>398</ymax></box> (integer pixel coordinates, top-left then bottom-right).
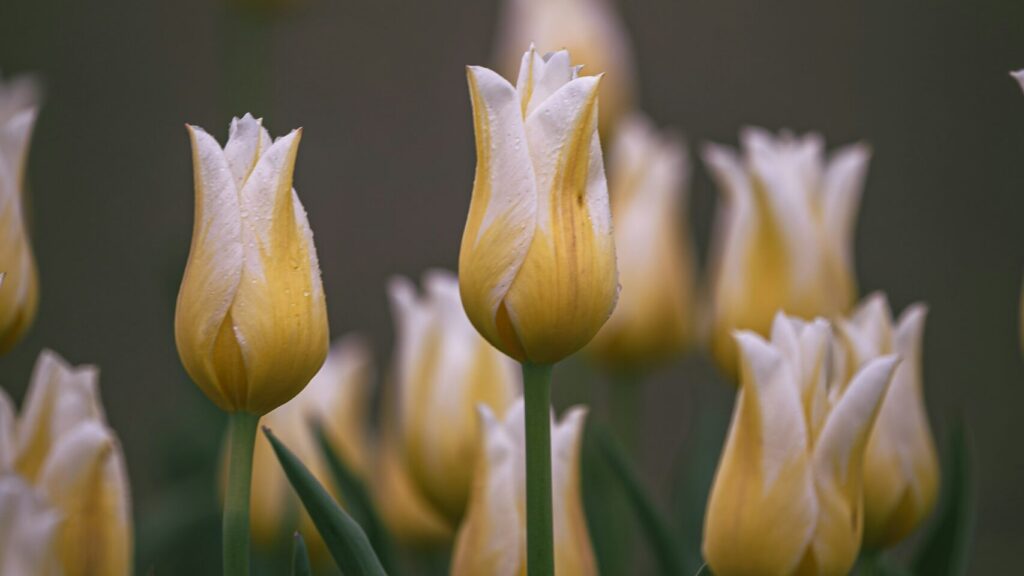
<box><xmin>291</xmin><ymin>532</ymin><xmax>312</xmax><ymax>576</ymax></box>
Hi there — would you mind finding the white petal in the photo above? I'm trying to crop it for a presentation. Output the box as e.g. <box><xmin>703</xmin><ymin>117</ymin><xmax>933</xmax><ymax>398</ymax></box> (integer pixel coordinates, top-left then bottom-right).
<box><xmin>0</xmin><ymin>475</ymin><xmax>61</xmax><ymax>576</ymax></box>
<box><xmin>516</xmin><ymin>48</ymin><xmax>574</xmax><ymax>117</ymax></box>
<box><xmin>821</xmin><ymin>143</ymin><xmax>870</xmax><ymax>271</ymax></box>
<box><xmin>223</xmin><ymin>114</ymin><xmax>272</xmax><ymax>190</ymax></box>
<box><xmin>1012</xmin><ymin>70</ymin><xmax>1024</xmax><ymax>94</ymax></box>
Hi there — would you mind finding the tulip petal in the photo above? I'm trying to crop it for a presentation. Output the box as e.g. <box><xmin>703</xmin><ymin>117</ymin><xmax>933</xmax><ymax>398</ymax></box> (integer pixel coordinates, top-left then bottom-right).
<box><xmin>14</xmin><ymin>350</ymin><xmax>104</xmax><ymax>481</ymax></box>
<box><xmin>231</xmin><ymin>129</ymin><xmax>329</xmax><ymax>414</ymax></box>
<box><xmin>821</xmin><ymin>143</ymin><xmax>870</xmax><ymax>307</ymax></box>
<box><xmin>38</xmin><ymin>421</ymin><xmax>132</xmax><ymax>576</ymax></box>
<box><xmin>0</xmin><ymin>388</ymin><xmax>14</xmax><ymax>471</ymax></box>
<box><xmin>552</xmin><ymin>406</ymin><xmax>597</xmax><ymax>576</ymax></box>
<box><xmin>459</xmin><ymin>66</ymin><xmax>538</xmax><ymax>358</ymax></box>
<box><xmin>223</xmin><ymin>114</ymin><xmax>273</xmax><ymax>190</ymax></box>
<box><xmin>176</xmin><ymin>125</ymin><xmax>245</xmax><ymax>410</ymax></box>
<box><xmin>503</xmin><ymin>74</ymin><xmax>617</xmax><ymax>362</ymax></box>
<box><xmin>704</xmin><ymin>332</ymin><xmax>815</xmax><ymax>576</ymax></box>
<box><xmin>0</xmin><ymin>475</ymin><xmax>61</xmax><ymax>576</ymax></box>
<box><xmin>516</xmin><ymin>48</ymin><xmax>574</xmax><ymax>118</ymax></box>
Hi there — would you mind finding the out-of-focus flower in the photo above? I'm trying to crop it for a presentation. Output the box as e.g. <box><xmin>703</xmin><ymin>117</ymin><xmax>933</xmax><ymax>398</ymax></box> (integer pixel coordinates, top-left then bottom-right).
<box><xmin>494</xmin><ymin>0</ymin><xmax>636</xmax><ymax>139</ymax></box>
<box><xmin>703</xmin><ymin>128</ymin><xmax>870</xmax><ymax>379</ymax></box>
<box><xmin>245</xmin><ymin>336</ymin><xmax>373</xmax><ymax>550</ymax></box>
<box><xmin>587</xmin><ymin>114</ymin><xmax>695</xmax><ymax>369</ymax></box>
<box><xmin>389</xmin><ymin>271</ymin><xmax>520</xmax><ymax>524</ymax></box>
<box><xmin>704</xmin><ymin>313</ymin><xmax>898</xmax><ymax>576</ymax></box>
<box><xmin>451</xmin><ymin>399</ymin><xmax>596</xmax><ymax>576</ymax></box>
<box><xmin>176</xmin><ymin>114</ymin><xmax>328</xmax><ymax>415</ymax></box>
<box><xmin>460</xmin><ymin>46</ymin><xmax>618</xmax><ymax>364</ymax></box>
<box><xmin>0</xmin><ymin>350</ymin><xmax>132</xmax><ymax>575</ymax></box>
<box><xmin>833</xmin><ymin>294</ymin><xmax>939</xmax><ymax>549</ymax></box>
<box><xmin>0</xmin><ymin>76</ymin><xmax>40</xmax><ymax>355</ymax></box>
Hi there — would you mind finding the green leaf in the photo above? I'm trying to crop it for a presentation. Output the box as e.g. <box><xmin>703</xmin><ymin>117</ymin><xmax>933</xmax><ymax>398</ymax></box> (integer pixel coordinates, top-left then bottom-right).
<box><xmin>264</xmin><ymin>427</ymin><xmax>388</xmax><ymax>576</ymax></box>
<box><xmin>290</xmin><ymin>532</ymin><xmax>312</xmax><ymax>576</ymax></box>
<box><xmin>911</xmin><ymin>422</ymin><xmax>974</xmax><ymax>576</ymax></box>
<box><xmin>596</xmin><ymin>425</ymin><xmax>687</xmax><ymax>576</ymax></box>
<box><xmin>582</xmin><ymin>418</ymin><xmax>630</xmax><ymax>576</ymax></box>
<box><xmin>311</xmin><ymin>419</ymin><xmax>396</xmax><ymax>572</ymax></box>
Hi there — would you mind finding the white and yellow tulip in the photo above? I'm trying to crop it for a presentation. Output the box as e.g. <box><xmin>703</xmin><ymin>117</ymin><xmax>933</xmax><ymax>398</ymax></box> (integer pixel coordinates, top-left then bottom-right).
<box><xmin>451</xmin><ymin>399</ymin><xmax>596</xmax><ymax>576</ymax></box>
<box><xmin>703</xmin><ymin>129</ymin><xmax>870</xmax><ymax>378</ymax></box>
<box><xmin>176</xmin><ymin>114</ymin><xmax>328</xmax><ymax>415</ymax></box>
<box><xmin>460</xmin><ymin>46</ymin><xmax>618</xmax><ymax>364</ymax></box>
<box><xmin>704</xmin><ymin>313</ymin><xmax>898</xmax><ymax>576</ymax></box>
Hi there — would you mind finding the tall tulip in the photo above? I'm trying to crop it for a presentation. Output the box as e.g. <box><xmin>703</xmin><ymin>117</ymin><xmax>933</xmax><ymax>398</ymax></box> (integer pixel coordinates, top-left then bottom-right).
<box><xmin>459</xmin><ymin>45</ymin><xmax>616</xmax><ymax>575</ymax></box>
<box><xmin>587</xmin><ymin>113</ymin><xmax>695</xmax><ymax>369</ymax></box>
<box><xmin>834</xmin><ymin>294</ymin><xmax>939</xmax><ymax>549</ymax></box>
<box><xmin>704</xmin><ymin>313</ymin><xmax>898</xmax><ymax>576</ymax></box>
<box><xmin>0</xmin><ymin>350</ymin><xmax>132</xmax><ymax>575</ymax></box>
<box><xmin>451</xmin><ymin>399</ymin><xmax>596</xmax><ymax>576</ymax></box>
<box><xmin>176</xmin><ymin>114</ymin><xmax>328</xmax><ymax>575</ymax></box>
<box><xmin>494</xmin><ymin>0</ymin><xmax>636</xmax><ymax>139</ymax></box>
<box><xmin>388</xmin><ymin>271</ymin><xmax>520</xmax><ymax>524</ymax></box>
<box><xmin>0</xmin><ymin>75</ymin><xmax>40</xmax><ymax>354</ymax></box>
<box><xmin>703</xmin><ymin>128</ymin><xmax>870</xmax><ymax>379</ymax></box>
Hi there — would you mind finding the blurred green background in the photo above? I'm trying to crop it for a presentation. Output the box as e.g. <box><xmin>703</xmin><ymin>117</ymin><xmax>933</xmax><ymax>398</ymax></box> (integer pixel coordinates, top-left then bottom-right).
<box><xmin>0</xmin><ymin>0</ymin><xmax>1022</xmax><ymax>573</ymax></box>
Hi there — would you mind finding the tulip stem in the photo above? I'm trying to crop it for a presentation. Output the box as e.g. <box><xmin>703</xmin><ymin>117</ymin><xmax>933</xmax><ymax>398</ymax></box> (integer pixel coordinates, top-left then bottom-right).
<box><xmin>522</xmin><ymin>362</ymin><xmax>555</xmax><ymax>576</ymax></box>
<box><xmin>224</xmin><ymin>411</ymin><xmax>260</xmax><ymax>576</ymax></box>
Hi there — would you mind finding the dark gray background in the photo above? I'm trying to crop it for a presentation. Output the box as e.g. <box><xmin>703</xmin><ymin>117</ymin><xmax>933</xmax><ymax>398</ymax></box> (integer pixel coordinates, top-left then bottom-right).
<box><xmin>1</xmin><ymin>1</ymin><xmax>1021</xmax><ymax>572</ymax></box>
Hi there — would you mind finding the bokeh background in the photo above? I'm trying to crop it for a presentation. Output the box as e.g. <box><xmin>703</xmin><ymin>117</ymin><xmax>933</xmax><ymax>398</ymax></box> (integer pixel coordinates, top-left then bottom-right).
<box><xmin>1</xmin><ymin>0</ymin><xmax>1022</xmax><ymax>573</ymax></box>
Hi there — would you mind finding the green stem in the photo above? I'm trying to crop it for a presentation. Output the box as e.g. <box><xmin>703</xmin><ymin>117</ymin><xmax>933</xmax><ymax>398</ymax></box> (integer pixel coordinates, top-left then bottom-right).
<box><xmin>223</xmin><ymin>411</ymin><xmax>260</xmax><ymax>576</ymax></box>
<box><xmin>522</xmin><ymin>362</ymin><xmax>555</xmax><ymax>576</ymax></box>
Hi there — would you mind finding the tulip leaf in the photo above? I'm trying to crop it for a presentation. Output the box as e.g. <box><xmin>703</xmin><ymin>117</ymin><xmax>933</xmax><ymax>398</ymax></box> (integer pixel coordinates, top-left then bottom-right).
<box><xmin>291</xmin><ymin>532</ymin><xmax>312</xmax><ymax>576</ymax></box>
<box><xmin>595</xmin><ymin>424</ymin><xmax>687</xmax><ymax>576</ymax></box>
<box><xmin>264</xmin><ymin>427</ymin><xmax>388</xmax><ymax>576</ymax></box>
<box><xmin>311</xmin><ymin>419</ymin><xmax>396</xmax><ymax>572</ymax></box>
<box><xmin>582</xmin><ymin>417</ymin><xmax>630</xmax><ymax>575</ymax></box>
<box><xmin>911</xmin><ymin>421</ymin><xmax>974</xmax><ymax>576</ymax></box>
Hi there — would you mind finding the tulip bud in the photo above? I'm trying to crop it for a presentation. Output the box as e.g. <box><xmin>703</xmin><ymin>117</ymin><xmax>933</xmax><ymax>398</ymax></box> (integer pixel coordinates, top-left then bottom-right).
<box><xmin>176</xmin><ymin>114</ymin><xmax>329</xmax><ymax>415</ymax></box>
<box><xmin>374</xmin><ymin>430</ymin><xmax>454</xmax><ymax>547</ymax></box>
<box><xmin>704</xmin><ymin>313</ymin><xmax>898</xmax><ymax>576</ymax></box>
<box><xmin>460</xmin><ymin>46</ymin><xmax>618</xmax><ymax>364</ymax></box>
<box><xmin>0</xmin><ymin>350</ymin><xmax>132</xmax><ymax>575</ymax></box>
<box><xmin>834</xmin><ymin>294</ymin><xmax>939</xmax><ymax>549</ymax></box>
<box><xmin>389</xmin><ymin>271</ymin><xmax>520</xmax><ymax>523</ymax></box>
<box><xmin>0</xmin><ymin>75</ymin><xmax>41</xmax><ymax>354</ymax></box>
<box><xmin>451</xmin><ymin>399</ymin><xmax>596</xmax><ymax>576</ymax></box>
<box><xmin>246</xmin><ymin>336</ymin><xmax>373</xmax><ymax>551</ymax></box>
<box><xmin>703</xmin><ymin>129</ymin><xmax>870</xmax><ymax>378</ymax></box>
<box><xmin>587</xmin><ymin>114</ymin><xmax>695</xmax><ymax>369</ymax></box>
<box><xmin>494</xmin><ymin>0</ymin><xmax>636</xmax><ymax>139</ymax></box>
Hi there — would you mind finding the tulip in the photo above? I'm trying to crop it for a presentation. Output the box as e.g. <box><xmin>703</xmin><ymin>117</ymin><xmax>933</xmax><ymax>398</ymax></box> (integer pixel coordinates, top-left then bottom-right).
<box><xmin>494</xmin><ymin>0</ymin><xmax>636</xmax><ymax>139</ymax></box>
<box><xmin>587</xmin><ymin>113</ymin><xmax>695</xmax><ymax>369</ymax></box>
<box><xmin>0</xmin><ymin>75</ymin><xmax>41</xmax><ymax>355</ymax></box>
<box><xmin>833</xmin><ymin>293</ymin><xmax>939</xmax><ymax>549</ymax></box>
<box><xmin>373</xmin><ymin>428</ymin><xmax>454</xmax><ymax>547</ymax></box>
<box><xmin>703</xmin><ymin>128</ymin><xmax>870</xmax><ymax>379</ymax></box>
<box><xmin>451</xmin><ymin>399</ymin><xmax>596</xmax><ymax>576</ymax></box>
<box><xmin>246</xmin><ymin>335</ymin><xmax>373</xmax><ymax>551</ymax></box>
<box><xmin>388</xmin><ymin>271</ymin><xmax>520</xmax><ymax>523</ymax></box>
<box><xmin>176</xmin><ymin>113</ymin><xmax>328</xmax><ymax>415</ymax></box>
<box><xmin>704</xmin><ymin>313</ymin><xmax>899</xmax><ymax>576</ymax></box>
<box><xmin>0</xmin><ymin>349</ymin><xmax>132</xmax><ymax>575</ymax></box>
<box><xmin>460</xmin><ymin>46</ymin><xmax>618</xmax><ymax>365</ymax></box>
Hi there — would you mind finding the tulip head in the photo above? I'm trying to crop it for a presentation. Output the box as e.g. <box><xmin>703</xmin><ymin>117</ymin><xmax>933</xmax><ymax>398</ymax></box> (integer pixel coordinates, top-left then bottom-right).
<box><xmin>0</xmin><ymin>350</ymin><xmax>132</xmax><ymax>575</ymax></box>
<box><xmin>494</xmin><ymin>0</ymin><xmax>636</xmax><ymax>139</ymax></box>
<box><xmin>834</xmin><ymin>294</ymin><xmax>939</xmax><ymax>549</ymax></box>
<box><xmin>451</xmin><ymin>399</ymin><xmax>596</xmax><ymax>576</ymax></box>
<box><xmin>389</xmin><ymin>271</ymin><xmax>520</xmax><ymax>523</ymax></box>
<box><xmin>703</xmin><ymin>129</ymin><xmax>870</xmax><ymax>378</ymax></box>
<box><xmin>0</xmin><ymin>76</ymin><xmax>40</xmax><ymax>354</ymax></box>
<box><xmin>176</xmin><ymin>114</ymin><xmax>328</xmax><ymax>415</ymax></box>
<box><xmin>704</xmin><ymin>314</ymin><xmax>898</xmax><ymax>576</ymax></box>
<box><xmin>587</xmin><ymin>114</ymin><xmax>695</xmax><ymax>369</ymax></box>
<box><xmin>460</xmin><ymin>47</ymin><xmax>618</xmax><ymax>364</ymax></box>
<box><xmin>247</xmin><ymin>336</ymin><xmax>373</xmax><ymax>550</ymax></box>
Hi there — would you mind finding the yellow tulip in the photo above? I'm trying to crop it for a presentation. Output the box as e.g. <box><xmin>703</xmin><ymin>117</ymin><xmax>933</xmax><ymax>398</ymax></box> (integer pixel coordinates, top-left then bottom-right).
<box><xmin>389</xmin><ymin>271</ymin><xmax>520</xmax><ymax>523</ymax></box>
<box><xmin>704</xmin><ymin>313</ymin><xmax>898</xmax><ymax>576</ymax></box>
<box><xmin>494</xmin><ymin>0</ymin><xmax>636</xmax><ymax>139</ymax></box>
<box><xmin>246</xmin><ymin>336</ymin><xmax>373</xmax><ymax>550</ymax></box>
<box><xmin>460</xmin><ymin>46</ymin><xmax>618</xmax><ymax>364</ymax></box>
<box><xmin>0</xmin><ymin>350</ymin><xmax>132</xmax><ymax>575</ymax></box>
<box><xmin>0</xmin><ymin>76</ymin><xmax>40</xmax><ymax>354</ymax></box>
<box><xmin>587</xmin><ymin>114</ymin><xmax>695</xmax><ymax>368</ymax></box>
<box><xmin>834</xmin><ymin>294</ymin><xmax>939</xmax><ymax>549</ymax></box>
<box><xmin>176</xmin><ymin>114</ymin><xmax>329</xmax><ymax>415</ymax></box>
<box><xmin>703</xmin><ymin>129</ymin><xmax>870</xmax><ymax>378</ymax></box>
<box><xmin>451</xmin><ymin>399</ymin><xmax>596</xmax><ymax>576</ymax></box>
